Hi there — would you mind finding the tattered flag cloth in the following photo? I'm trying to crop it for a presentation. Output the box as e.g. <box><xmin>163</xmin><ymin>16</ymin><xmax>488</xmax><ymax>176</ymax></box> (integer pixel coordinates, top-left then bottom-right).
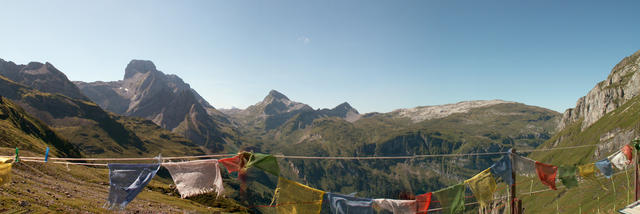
<box><xmin>433</xmin><ymin>183</ymin><xmax>465</xmax><ymax>214</ymax></box>
<box><xmin>0</xmin><ymin>157</ymin><xmax>13</xmax><ymax>186</ymax></box>
<box><xmin>416</xmin><ymin>192</ymin><xmax>432</xmax><ymax>214</ymax></box>
<box><xmin>535</xmin><ymin>161</ymin><xmax>558</xmax><ymax>190</ymax></box>
<box><xmin>105</xmin><ymin>163</ymin><xmax>160</xmax><ymax>210</ymax></box>
<box><xmin>610</xmin><ymin>145</ymin><xmax>633</xmax><ymax>170</ymax></box>
<box><xmin>465</xmin><ymin>168</ymin><xmax>497</xmax><ymax>208</ymax></box>
<box><xmin>247</xmin><ymin>153</ymin><xmax>280</xmax><ymax>176</ymax></box>
<box><xmin>372</xmin><ymin>199</ymin><xmax>416</xmax><ymax>214</ymax></box>
<box><xmin>163</xmin><ymin>159</ymin><xmax>224</xmax><ymax>198</ymax></box>
<box><xmin>513</xmin><ymin>155</ymin><xmax>537</xmax><ymax>177</ymax></box>
<box><xmin>558</xmin><ymin>166</ymin><xmax>578</xmax><ymax>189</ymax></box>
<box><xmin>490</xmin><ymin>153</ymin><xmax>513</xmax><ymax>185</ymax></box>
<box><xmin>578</xmin><ymin>163</ymin><xmax>596</xmax><ymax>178</ymax></box>
<box><xmin>275</xmin><ymin>177</ymin><xmax>325</xmax><ymax>214</ymax></box>
<box><xmin>323</xmin><ymin>192</ymin><xmax>374</xmax><ymax>214</ymax></box>
<box><xmin>595</xmin><ymin>158</ymin><xmax>614</xmax><ymax>178</ymax></box>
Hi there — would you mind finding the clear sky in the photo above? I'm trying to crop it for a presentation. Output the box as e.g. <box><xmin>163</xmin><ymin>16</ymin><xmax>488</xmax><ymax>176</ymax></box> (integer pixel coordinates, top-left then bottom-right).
<box><xmin>1</xmin><ymin>0</ymin><xmax>639</xmax><ymax>113</ymax></box>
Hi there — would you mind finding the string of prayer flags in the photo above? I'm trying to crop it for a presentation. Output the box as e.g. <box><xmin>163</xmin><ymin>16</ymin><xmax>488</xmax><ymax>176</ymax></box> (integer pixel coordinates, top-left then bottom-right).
<box><xmin>433</xmin><ymin>183</ymin><xmax>465</xmax><ymax>214</ymax></box>
<box><xmin>490</xmin><ymin>152</ymin><xmax>513</xmax><ymax>185</ymax></box>
<box><xmin>513</xmin><ymin>154</ymin><xmax>537</xmax><ymax>177</ymax></box>
<box><xmin>163</xmin><ymin>159</ymin><xmax>224</xmax><ymax>198</ymax></box>
<box><xmin>247</xmin><ymin>153</ymin><xmax>280</xmax><ymax>176</ymax></box>
<box><xmin>0</xmin><ymin>157</ymin><xmax>13</xmax><ymax>186</ymax></box>
<box><xmin>535</xmin><ymin>161</ymin><xmax>558</xmax><ymax>190</ymax></box>
<box><xmin>415</xmin><ymin>192</ymin><xmax>432</xmax><ymax>214</ymax></box>
<box><xmin>372</xmin><ymin>199</ymin><xmax>416</xmax><ymax>214</ymax></box>
<box><xmin>323</xmin><ymin>192</ymin><xmax>374</xmax><ymax>214</ymax></box>
<box><xmin>465</xmin><ymin>168</ymin><xmax>497</xmax><ymax>209</ymax></box>
<box><xmin>105</xmin><ymin>163</ymin><xmax>161</xmax><ymax>210</ymax></box>
<box><xmin>595</xmin><ymin>158</ymin><xmax>614</xmax><ymax>178</ymax></box>
<box><xmin>558</xmin><ymin>166</ymin><xmax>578</xmax><ymax>189</ymax></box>
<box><xmin>275</xmin><ymin>177</ymin><xmax>325</xmax><ymax>214</ymax></box>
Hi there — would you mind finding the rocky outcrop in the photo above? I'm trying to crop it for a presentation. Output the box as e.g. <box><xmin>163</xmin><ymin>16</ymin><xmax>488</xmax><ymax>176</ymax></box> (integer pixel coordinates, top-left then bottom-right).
<box><xmin>391</xmin><ymin>100</ymin><xmax>515</xmax><ymax>122</ymax></box>
<box><xmin>0</xmin><ymin>59</ymin><xmax>89</xmax><ymax>100</ymax></box>
<box><xmin>558</xmin><ymin>50</ymin><xmax>640</xmax><ymax>130</ymax></box>
<box><xmin>75</xmin><ymin>60</ymin><xmax>236</xmax><ymax>152</ymax></box>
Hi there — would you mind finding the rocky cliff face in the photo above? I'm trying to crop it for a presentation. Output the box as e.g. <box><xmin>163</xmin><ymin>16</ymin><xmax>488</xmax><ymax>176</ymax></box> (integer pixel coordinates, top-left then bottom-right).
<box><xmin>75</xmin><ymin>60</ymin><xmax>237</xmax><ymax>152</ymax></box>
<box><xmin>558</xmin><ymin>50</ymin><xmax>640</xmax><ymax>130</ymax></box>
<box><xmin>0</xmin><ymin>59</ymin><xmax>88</xmax><ymax>101</ymax></box>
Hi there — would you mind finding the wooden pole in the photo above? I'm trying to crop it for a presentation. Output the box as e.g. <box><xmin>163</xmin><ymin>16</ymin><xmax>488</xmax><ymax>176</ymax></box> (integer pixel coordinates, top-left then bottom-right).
<box><xmin>634</xmin><ymin>139</ymin><xmax>640</xmax><ymax>202</ymax></box>
<box><xmin>511</xmin><ymin>149</ymin><xmax>517</xmax><ymax>214</ymax></box>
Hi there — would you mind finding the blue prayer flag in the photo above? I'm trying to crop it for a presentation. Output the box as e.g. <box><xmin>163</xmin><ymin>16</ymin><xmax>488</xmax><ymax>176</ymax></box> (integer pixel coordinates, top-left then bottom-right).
<box><xmin>595</xmin><ymin>158</ymin><xmax>613</xmax><ymax>178</ymax></box>
<box><xmin>490</xmin><ymin>150</ymin><xmax>513</xmax><ymax>185</ymax></box>
<box><xmin>105</xmin><ymin>163</ymin><xmax>160</xmax><ymax>210</ymax></box>
<box><xmin>322</xmin><ymin>192</ymin><xmax>374</xmax><ymax>214</ymax></box>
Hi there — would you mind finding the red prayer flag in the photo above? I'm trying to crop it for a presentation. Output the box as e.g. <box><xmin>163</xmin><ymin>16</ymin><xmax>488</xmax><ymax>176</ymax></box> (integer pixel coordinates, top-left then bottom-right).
<box><xmin>623</xmin><ymin>145</ymin><xmax>633</xmax><ymax>162</ymax></box>
<box><xmin>535</xmin><ymin>161</ymin><xmax>558</xmax><ymax>190</ymax></box>
<box><xmin>416</xmin><ymin>192</ymin><xmax>432</xmax><ymax>213</ymax></box>
<box><xmin>219</xmin><ymin>155</ymin><xmax>245</xmax><ymax>173</ymax></box>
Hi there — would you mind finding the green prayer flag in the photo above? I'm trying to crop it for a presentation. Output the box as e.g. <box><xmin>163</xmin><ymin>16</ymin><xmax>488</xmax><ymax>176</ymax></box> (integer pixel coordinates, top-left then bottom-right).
<box><xmin>434</xmin><ymin>183</ymin><xmax>465</xmax><ymax>214</ymax></box>
<box><xmin>246</xmin><ymin>153</ymin><xmax>280</xmax><ymax>176</ymax></box>
<box><xmin>559</xmin><ymin>166</ymin><xmax>578</xmax><ymax>189</ymax></box>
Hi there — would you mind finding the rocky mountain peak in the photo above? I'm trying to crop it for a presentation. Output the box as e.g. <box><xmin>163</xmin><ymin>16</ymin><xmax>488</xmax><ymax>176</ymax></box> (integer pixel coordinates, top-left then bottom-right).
<box><xmin>333</xmin><ymin>102</ymin><xmax>357</xmax><ymax>112</ymax></box>
<box><xmin>558</xmin><ymin>50</ymin><xmax>640</xmax><ymax>130</ymax></box>
<box><xmin>0</xmin><ymin>59</ymin><xmax>88</xmax><ymax>101</ymax></box>
<box><xmin>265</xmin><ymin>89</ymin><xmax>289</xmax><ymax>101</ymax></box>
<box><xmin>124</xmin><ymin>60</ymin><xmax>158</xmax><ymax>79</ymax></box>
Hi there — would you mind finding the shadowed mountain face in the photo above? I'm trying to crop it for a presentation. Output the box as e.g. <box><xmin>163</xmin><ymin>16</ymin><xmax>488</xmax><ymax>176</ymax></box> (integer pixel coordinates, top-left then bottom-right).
<box><xmin>0</xmin><ymin>59</ymin><xmax>209</xmax><ymax>157</ymax></box>
<box><xmin>75</xmin><ymin>60</ymin><xmax>237</xmax><ymax>152</ymax></box>
<box><xmin>0</xmin><ymin>59</ymin><xmax>88</xmax><ymax>101</ymax></box>
<box><xmin>0</xmin><ymin>96</ymin><xmax>80</xmax><ymax>158</ymax></box>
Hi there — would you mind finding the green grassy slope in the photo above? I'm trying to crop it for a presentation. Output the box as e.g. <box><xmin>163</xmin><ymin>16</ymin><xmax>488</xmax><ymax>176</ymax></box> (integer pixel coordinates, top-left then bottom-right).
<box><xmin>233</xmin><ymin>102</ymin><xmax>559</xmax><ymax>206</ymax></box>
<box><xmin>0</xmin><ymin>96</ymin><xmax>80</xmax><ymax>158</ymax></box>
<box><xmin>519</xmin><ymin>96</ymin><xmax>640</xmax><ymax>213</ymax></box>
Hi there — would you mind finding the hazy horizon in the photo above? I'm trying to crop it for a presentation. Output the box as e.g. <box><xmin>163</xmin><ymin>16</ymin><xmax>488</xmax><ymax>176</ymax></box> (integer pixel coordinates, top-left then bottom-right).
<box><xmin>2</xmin><ymin>0</ymin><xmax>640</xmax><ymax>113</ymax></box>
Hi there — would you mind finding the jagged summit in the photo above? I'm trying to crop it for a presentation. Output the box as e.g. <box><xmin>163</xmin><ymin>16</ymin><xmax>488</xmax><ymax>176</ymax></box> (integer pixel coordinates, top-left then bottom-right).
<box><xmin>332</xmin><ymin>102</ymin><xmax>357</xmax><ymax>112</ymax></box>
<box><xmin>124</xmin><ymin>60</ymin><xmax>158</xmax><ymax>79</ymax></box>
<box><xmin>266</xmin><ymin>89</ymin><xmax>289</xmax><ymax>101</ymax></box>
<box><xmin>75</xmin><ymin>59</ymin><xmax>237</xmax><ymax>152</ymax></box>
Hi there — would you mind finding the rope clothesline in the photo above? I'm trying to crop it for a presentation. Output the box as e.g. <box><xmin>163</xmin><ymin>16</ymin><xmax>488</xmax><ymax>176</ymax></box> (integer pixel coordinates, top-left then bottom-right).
<box><xmin>0</xmin><ymin>144</ymin><xmax>602</xmax><ymax>162</ymax></box>
<box><xmin>517</xmin><ymin>144</ymin><xmax>597</xmax><ymax>152</ymax></box>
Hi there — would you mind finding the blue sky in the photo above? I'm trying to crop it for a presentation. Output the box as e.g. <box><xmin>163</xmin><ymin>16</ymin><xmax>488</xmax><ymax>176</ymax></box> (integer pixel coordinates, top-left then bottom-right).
<box><xmin>1</xmin><ymin>0</ymin><xmax>639</xmax><ymax>113</ymax></box>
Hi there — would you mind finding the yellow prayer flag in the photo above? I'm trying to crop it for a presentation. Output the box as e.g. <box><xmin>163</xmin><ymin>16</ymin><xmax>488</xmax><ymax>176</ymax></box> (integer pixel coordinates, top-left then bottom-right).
<box><xmin>0</xmin><ymin>157</ymin><xmax>13</xmax><ymax>186</ymax></box>
<box><xmin>465</xmin><ymin>168</ymin><xmax>497</xmax><ymax>209</ymax></box>
<box><xmin>275</xmin><ymin>177</ymin><xmax>325</xmax><ymax>214</ymax></box>
<box><xmin>578</xmin><ymin>163</ymin><xmax>596</xmax><ymax>178</ymax></box>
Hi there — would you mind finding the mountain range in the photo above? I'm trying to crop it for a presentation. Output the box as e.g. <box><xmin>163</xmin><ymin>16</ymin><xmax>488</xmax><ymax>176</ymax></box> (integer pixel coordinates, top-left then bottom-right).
<box><xmin>1</xmin><ymin>50</ymin><xmax>639</xmax><ymax>212</ymax></box>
